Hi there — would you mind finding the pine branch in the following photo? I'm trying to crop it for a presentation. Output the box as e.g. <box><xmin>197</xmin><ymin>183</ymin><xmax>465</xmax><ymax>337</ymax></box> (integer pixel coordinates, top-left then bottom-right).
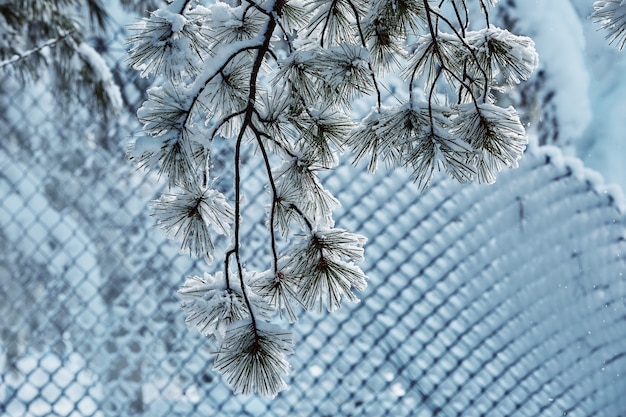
<box><xmin>249</xmin><ymin>122</ymin><xmax>280</xmax><ymax>274</ymax></box>
<box><xmin>593</xmin><ymin>0</ymin><xmax>626</xmax><ymax>50</ymax></box>
<box><xmin>346</xmin><ymin>0</ymin><xmax>382</xmax><ymax>107</ymax></box>
<box><xmin>223</xmin><ymin>0</ymin><xmax>285</xmax><ymax>361</ymax></box>
<box><xmin>129</xmin><ymin>0</ymin><xmax>538</xmax><ymax>397</ymax></box>
<box><xmin>423</xmin><ymin>1</ymin><xmax>488</xmax><ymax>104</ymax></box>
<box><xmin>213</xmin><ymin>322</ymin><xmax>293</xmax><ymax>398</ymax></box>
<box><xmin>0</xmin><ymin>30</ymin><xmax>75</xmax><ymax>70</ymax></box>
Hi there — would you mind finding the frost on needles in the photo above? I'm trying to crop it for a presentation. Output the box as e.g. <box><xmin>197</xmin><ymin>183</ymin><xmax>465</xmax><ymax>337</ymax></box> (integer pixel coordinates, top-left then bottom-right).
<box><xmin>127</xmin><ymin>0</ymin><xmax>538</xmax><ymax>397</ymax></box>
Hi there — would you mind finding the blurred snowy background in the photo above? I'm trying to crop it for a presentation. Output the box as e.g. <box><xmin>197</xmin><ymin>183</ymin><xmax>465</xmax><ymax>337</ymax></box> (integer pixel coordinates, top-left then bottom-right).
<box><xmin>1</xmin><ymin>0</ymin><xmax>626</xmax><ymax>416</ymax></box>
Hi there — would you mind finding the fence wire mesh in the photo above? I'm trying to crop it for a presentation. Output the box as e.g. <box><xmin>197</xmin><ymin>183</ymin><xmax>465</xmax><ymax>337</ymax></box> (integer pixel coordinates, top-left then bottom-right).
<box><xmin>2</xmin><ymin>9</ymin><xmax>626</xmax><ymax>417</ymax></box>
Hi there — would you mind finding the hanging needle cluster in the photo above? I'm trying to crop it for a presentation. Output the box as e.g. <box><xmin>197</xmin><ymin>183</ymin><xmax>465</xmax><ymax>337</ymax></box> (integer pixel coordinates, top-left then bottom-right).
<box><xmin>127</xmin><ymin>0</ymin><xmax>538</xmax><ymax>397</ymax></box>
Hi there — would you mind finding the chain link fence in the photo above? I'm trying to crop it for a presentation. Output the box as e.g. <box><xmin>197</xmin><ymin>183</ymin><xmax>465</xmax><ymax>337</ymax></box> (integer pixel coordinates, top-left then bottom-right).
<box><xmin>2</xmin><ymin>10</ymin><xmax>626</xmax><ymax>417</ymax></box>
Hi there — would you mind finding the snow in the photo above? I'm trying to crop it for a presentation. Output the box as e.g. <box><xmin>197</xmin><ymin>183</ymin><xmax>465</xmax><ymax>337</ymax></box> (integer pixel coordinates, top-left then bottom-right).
<box><xmin>573</xmin><ymin>1</ymin><xmax>626</xmax><ymax>190</ymax></box>
<box><xmin>502</xmin><ymin>0</ymin><xmax>626</xmax><ymax>190</ymax></box>
<box><xmin>508</xmin><ymin>0</ymin><xmax>592</xmax><ymax>150</ymax></box>
<box><xmin>77</xmin><ymin>42</ymin><xmax>123</xmax><ymax>112</ymax></box>
<box><xmin>158</xmin><ymin>9</ymin><xmax>187</xmax><ymax>34</ymax></box>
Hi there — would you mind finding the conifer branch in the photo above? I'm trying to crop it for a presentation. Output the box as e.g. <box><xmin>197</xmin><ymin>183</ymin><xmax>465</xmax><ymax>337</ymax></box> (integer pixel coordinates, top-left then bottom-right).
<box><xmin>129</xmin><ymin>0</ymin><xmax>538</xmax><ymax>396</ymax></box>
<box><xmin>0</xmin><ymin>31</ymin><xmax>76</xmax><ymax>70</ymax></box>
<box><xmin>183</xmin><ymin>42</ymin><xmax>264</xmax><ymax>132</ymax></box>
<box><xmin>593</xmin><ymin>0</ymin><xmax>626</xmax><ymax>50</ymax></box>
<box><xmin>249</xmin><ymin>122</ymin><xmax>280</xmax><ymax>275</ymax></box>
<box><xmin>479</xmin><ymin>0</ymin><xmax>491</xmax><ymax>28</ymax></box>
<box><xmin>424</xmin><ymin>1</ymin><xmax>489</xmax><ymax>104</ymax></box>
<box><xmin>451</xmin><ymin>0</ymin><xmax>470</xmax><ymax>36</ymax></box>
<box><xmin>346</xmin><ymin>0</ymin><xmax>382</xmax><ymax>107</ymax></box>
<box><xmin>225</xmin><ymin>4</ymin><xmax>281</xmax><ymax>332</ymax></box>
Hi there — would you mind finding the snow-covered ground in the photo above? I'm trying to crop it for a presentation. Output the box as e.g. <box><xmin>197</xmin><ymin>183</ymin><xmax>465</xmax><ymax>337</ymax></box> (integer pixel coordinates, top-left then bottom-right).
<box><xmin>499</xmin><ymin>0</ymin><xmax>626</xmax><ymax>189</ymax></box>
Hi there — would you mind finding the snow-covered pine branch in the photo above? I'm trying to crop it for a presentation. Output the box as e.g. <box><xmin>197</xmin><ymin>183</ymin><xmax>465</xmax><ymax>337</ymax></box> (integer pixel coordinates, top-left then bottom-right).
<box><xmin>127</xmin><ymin>0</ymin><xmax>538</xmax><ymax>396</ymax></box>
<box><xmin>0</xmin><ymin>0</ymin><xmax>123</xmax><ymax>116</ymax></box>
<box><xmin>593</xmin><ymin>0</ymin><xmax>626</xmax><ymax>50</ymax></box>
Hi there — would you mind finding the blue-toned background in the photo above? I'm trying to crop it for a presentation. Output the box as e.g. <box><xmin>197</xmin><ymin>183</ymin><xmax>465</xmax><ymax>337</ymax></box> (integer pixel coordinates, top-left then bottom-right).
<box><xmin>2</xmin><ymin>1</ymin><xmax>626</xmax><ymax>415</ymax></box>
